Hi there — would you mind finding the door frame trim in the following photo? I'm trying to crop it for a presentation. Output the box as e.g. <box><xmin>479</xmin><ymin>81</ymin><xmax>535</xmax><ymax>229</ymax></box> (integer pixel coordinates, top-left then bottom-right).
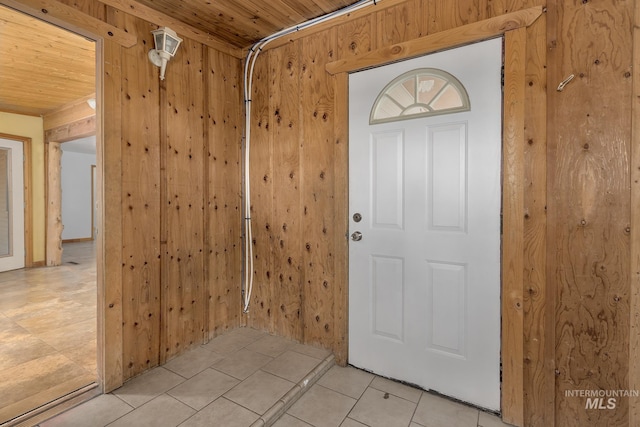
<box><xmin>0</xmin><ymin>133</ymin><xmax>33</xmax><ymax>268</ymax></box>
<box><xmin>1</xmin><ymin>0</ymin><xmax>109</xmax><ymax>416</ymax></box>
<box><xmin>334</xmin><ymin>22</ymin><xmax>536</xmax><ymax>427</ymax></box>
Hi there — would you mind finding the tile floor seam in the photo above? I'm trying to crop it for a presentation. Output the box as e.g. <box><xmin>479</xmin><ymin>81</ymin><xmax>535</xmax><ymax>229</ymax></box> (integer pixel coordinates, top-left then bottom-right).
<box><xmin>105</xmin><ymin>393</ymin><xmax>195</xmax><ymax>427</ymax></box>
<box><xmin>103</xmin><ymin>397</ymin><xmax>137</xmax><ymax>427</ymax></box>
<box><xmin>283</xmin><ymin>413</ymin><xmax>312</xmax><ymax>426</ymax></box>
<box><xmin>368</xmin><ymin>384</ymin><xmax>422</xmax><ymax>405</ymax></box>
<box><xmin>343</xmin><ymin>395</ymin><xmax>359</xmax><ymax>426</ymax></box>
<box><xmin>109</xmin><ymin>392</ymin><xmax>135</xmax><ymax>410</ymax></box>
<box><xmin>288</xmin><ymin>348</ymin><xmax>327</xmax><ymax>361</ymax></box>
<box><xmin>225</xmin><ymin>395</ymin><xmax>261</xmax><ymax>416</ymax></box>
<box><xmin>315</xmin><ymin>382</ymin><xmax>356</xmax><ymax>401</ymax></box>
<box><xmin>256</xmin><ymin>367</ymin><xmax>292</xmax><ymax>384</ymax></box>
<box><xmin>176</xmin><ymin>396</ymin><xmax>262</xmax><ymax>426</ymax></box>
<box><xmin>222</xmin><ymin>371</ymin><xmax>296</xmax><ymax>416</ymax></box>
<box><xmin>316</xmin><ymin>377</ymin><xmax>372</xmax><ymax>401</ymax></box>
<box><xmin>209</xmin><ymin>365</ymin><xmax>246</xmax><ymax>381</ymax></box>
<box><xmin>407</xmin><ymin>394</ymin><xmax>421</xmax><ymax>427</ymax></box>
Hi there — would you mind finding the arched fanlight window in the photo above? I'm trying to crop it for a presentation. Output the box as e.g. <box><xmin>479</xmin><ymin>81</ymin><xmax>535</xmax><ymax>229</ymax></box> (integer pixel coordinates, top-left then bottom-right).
<box><xmin>370</xmin><ymin>68</ymin><xmax>470</xmax><ymax>124</ymax></box>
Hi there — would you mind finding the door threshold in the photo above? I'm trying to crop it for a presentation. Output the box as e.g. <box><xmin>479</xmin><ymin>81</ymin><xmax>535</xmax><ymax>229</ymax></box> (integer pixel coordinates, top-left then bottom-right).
<box><xmin>1</xmin><ymin>383</ymin><xmax>100</xmax><ymax>427</ymax></box>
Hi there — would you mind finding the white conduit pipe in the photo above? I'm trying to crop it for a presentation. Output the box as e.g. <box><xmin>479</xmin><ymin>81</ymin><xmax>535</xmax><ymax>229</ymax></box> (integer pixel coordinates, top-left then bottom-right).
<box><xmin>242</xmin><ymin>0</ymin><xmax>381</xmax><ymax>313</ymax></box>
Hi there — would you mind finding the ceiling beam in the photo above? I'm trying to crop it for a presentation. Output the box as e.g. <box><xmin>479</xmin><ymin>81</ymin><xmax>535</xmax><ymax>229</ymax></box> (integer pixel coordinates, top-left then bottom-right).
<box><xmin>1</xmin><ymin>0</ymin><xmax>136</xmax><ymax>47</ymax></box>
<box><xmin>97</xmin><ymin>0</ymin><xmax>244</xmax><ymax>58</ymax></box>
<box><xmin>44</xmin><ymin>93</ymin><xmax>96</xmax><ymax>131</ymax></box>
<box><xmin>45</xmin><ymin>116</ymin><xmax>96</xmax><ymax>143</ymax></box>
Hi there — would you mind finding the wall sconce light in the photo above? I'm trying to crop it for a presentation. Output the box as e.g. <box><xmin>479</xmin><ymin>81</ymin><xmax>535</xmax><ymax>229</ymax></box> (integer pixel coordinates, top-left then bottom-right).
<box><xmin>148</xmin><ymin>27</ymin><xmax>183</xmax><ymax>80</ymax></box>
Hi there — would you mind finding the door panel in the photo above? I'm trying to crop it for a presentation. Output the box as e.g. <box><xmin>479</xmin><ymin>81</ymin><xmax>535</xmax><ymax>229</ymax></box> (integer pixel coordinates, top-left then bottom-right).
<box><xmin>427</xmin><ymin>261</ymin><xmax>466</xmax><ymax>356</ymax></box>
<box><xmin>428</xmin><ymin>123</ymin><xmax>466</xmax><ymax>231</ymax></box>
<box><xmin>349</xmin><ymin>38</ymin><xmax>502</xmax><ymax>410</ymax></box>
<box><xmin>371</xmin><ymin>131</ymin><xmax>404</xmax><ymax>229</ymax></box>
<box><xmin>371</xmin><ymin>255</ymin><xmax>404</xmax><ymax>341</ymax></box>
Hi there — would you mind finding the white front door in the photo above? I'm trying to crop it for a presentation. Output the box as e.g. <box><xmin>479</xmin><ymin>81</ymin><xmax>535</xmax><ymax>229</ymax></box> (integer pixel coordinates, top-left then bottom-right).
<box><xmin>0</xmin><ymin>138</ymin><xmax>25</xmax><ymax>272</ymax></box>
<box><xmin>348</xmin><ymin>38</ymin><xmax>502</xmax><ymax>410</ymax></box>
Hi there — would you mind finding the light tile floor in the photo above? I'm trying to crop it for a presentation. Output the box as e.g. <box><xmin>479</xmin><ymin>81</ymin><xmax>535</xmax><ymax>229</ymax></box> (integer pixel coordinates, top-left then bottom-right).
<box><xmin>40</xmin><ymin>327</ymin><xmax>513</xmax><ymax>427</ymax></box>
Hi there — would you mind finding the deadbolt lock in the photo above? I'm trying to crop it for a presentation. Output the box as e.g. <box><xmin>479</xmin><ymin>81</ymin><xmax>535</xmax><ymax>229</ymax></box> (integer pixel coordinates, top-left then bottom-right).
<box><xmin>353</xmin><ymin>213</ymin><xmax>362</xmax><ymax>223</ymax></box>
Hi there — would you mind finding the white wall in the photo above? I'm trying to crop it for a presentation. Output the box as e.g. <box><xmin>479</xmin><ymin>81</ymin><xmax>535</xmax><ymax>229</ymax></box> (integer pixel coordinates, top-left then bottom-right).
<box><xmin>61</xmin><ymin>149</ymin><xmax>96</xmax><ymax>240</ymax></box>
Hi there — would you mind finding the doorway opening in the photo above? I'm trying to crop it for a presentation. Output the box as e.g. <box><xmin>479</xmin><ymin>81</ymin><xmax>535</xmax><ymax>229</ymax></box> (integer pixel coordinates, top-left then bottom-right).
<box><xmin>0</xmin><ymin>4</ymin><xmax>101</xmax><ymax>425</ymax></box>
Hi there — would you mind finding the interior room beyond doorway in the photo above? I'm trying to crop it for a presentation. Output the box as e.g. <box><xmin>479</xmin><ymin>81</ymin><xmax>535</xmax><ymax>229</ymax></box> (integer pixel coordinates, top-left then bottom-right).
<box><xmin>0</xmin><ymin>241</ymin><xmax>97</xmax><ymax>425</ymax></box>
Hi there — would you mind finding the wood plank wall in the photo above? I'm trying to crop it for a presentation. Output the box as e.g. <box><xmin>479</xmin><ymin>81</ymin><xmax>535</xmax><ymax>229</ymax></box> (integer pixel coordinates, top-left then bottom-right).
<box><xmin>547</xmin><ymin>1</ymin><xmax>632</xmax><ymax>426</ymax></box>
<box><xmin>245</xmin><ymin>0</ymin><xmax>633</xmax><ymax>426</ymax></box>
<box><xmin>35</xmin><ymin>0</ymin><xmax>638</xmax><ymax>425</ymax></box>
<box><xmin>206</xmin><ymin>49</ymin><xmax>244</xmax><ymax>337</ymax></box>
<box><xmin>53</xmin><ymin>0</ymin><xmax>243</xmax><ymax>384</ymax></box>
<box><xmin>246</xmin><ymin>2</ymin><xmax>550</xmax><ymax>425</ymax></box>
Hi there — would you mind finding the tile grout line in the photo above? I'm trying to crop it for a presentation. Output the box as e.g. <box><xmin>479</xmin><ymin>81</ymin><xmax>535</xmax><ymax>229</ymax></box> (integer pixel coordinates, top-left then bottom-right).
<box><xmin>250</xmin><ymin>353</ymin><xmax>336</xmax><ymax>427</ymax></box>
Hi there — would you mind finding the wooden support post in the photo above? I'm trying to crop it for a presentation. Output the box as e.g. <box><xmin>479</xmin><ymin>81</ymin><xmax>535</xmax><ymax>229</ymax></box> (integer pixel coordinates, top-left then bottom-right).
<box><xmin>45</xmin><ymin>141</ymin><xmax>63</xmax><ymax>266</ymax></box>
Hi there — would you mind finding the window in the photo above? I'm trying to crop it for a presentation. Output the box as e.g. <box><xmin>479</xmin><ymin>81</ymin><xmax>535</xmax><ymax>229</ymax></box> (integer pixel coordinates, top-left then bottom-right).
<box><xmin>370</xmin><ymin>68</ymin><xmax>470</xmax><ymax>124</ymax></box>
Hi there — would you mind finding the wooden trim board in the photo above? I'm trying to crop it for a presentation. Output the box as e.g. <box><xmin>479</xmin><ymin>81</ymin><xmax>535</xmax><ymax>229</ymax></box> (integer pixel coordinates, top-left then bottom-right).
<box><xmin>326</xmin><ymin>6</ymin><xmax>543</xmax><ymax>75</ymax></box>
<box><xmin>44</xmin><ymin>94</ymin><xmax>97</xmax><ymax>131</ymax></box>
<box><xmin>333</xmin><ymin>71</ymin><xmax>349</xmax><ymax>366</ymax></box>
<box><xmin>45</xmin><ymin>116</ymin><xmax>97</xmax><ymax>144</ymax></box>
<box><xmin>501</xmin><ymin>27</ymin><xmax>526</xmax><ymax>427</ymax></box>
<box><xmin>0</xmin><ymin>0</ymin><xmax>135</xmax><ymax>47</ymax></box>
<box><xmin>100</xmin><ymin>37</ymin><xmax>124</xmax><ymax>393</ymax></box>
<box><xmin>630</xmin><ymin>0</ymin><xmax>640</xmax><ymax>425</ymax></box>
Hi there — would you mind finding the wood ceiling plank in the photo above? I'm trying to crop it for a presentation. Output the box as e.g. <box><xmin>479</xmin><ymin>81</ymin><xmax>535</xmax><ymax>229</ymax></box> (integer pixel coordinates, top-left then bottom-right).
<box><xmin>154</xmin><ymin>0</ymin><xmax>280</xmax><ymax>44</ymax></box>
<box><xmin>230</xmin><ymin>0</ymin><xmax>308</xmax><ymax>28</ymax></box>
<box><xmin>132</xmin><ymin>0</ymin><xmax>254</xmax><ymax>47</ymax></box>
<box><xmin>129</xmin><ymin>0</ymin><xmax>362</xmax><ymax>48</ymax></box>
<box><xmin>310</xmin><ymin>0</ymin><xmax>353</xmax><ymax>14</ymax></box>
<box><xmin>177</xmin><ymin>1</ymin><xmax>269</xmax><ymax>45</ymax></box>
<box><xmin>279</xmin><ymin>0</ymin><xmax>324</xmax><ymax>17</ymax></box>
<box><xmin>97</xmin><ymin>0</ymin><xmax>244</xmax><ymax>56</ymax></box>
<box><xmin>0</xmin><ymin>4</ymin><xmax>96</xmax><ymax>115</ymax></box>
<box><xmin>0</xmin><ymin>0</ymin><xmax>375</xmax><ymax>116</ymax></box>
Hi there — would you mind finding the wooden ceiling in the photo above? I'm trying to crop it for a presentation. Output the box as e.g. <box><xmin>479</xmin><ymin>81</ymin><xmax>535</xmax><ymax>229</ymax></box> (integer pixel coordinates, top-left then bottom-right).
<box><xmin>0</xmin><ymin>0</ymin><xmax>360</xmax><ymax>117</ymax></box>
<box><xmin>130</xmin><ymin>0</ymin><xmax>360</xmax><ymax>48</ymax></box>
<box><xmin>0</xmin><ymin>5</ymin><xmax>95</xmax><ymax>117</ymax></box>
